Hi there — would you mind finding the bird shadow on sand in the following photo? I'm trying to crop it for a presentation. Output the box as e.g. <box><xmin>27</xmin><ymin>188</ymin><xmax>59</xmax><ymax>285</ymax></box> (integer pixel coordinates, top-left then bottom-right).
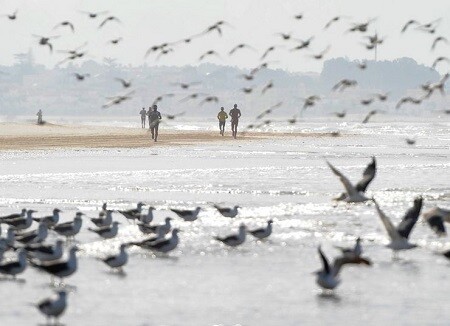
<box><xmin>104</xmin><ymin>269</ymin><xmax>127</xmax><ymax>278</ymax></box>
<box><xmin>315</xmin><ymin>291</ymin><xmax>342</xmax><ymax>303</ymax></box>
<box><xmin>0</xmin><ymin>277</ymin><xmax>26</xmax><ymax>284</ymax></box>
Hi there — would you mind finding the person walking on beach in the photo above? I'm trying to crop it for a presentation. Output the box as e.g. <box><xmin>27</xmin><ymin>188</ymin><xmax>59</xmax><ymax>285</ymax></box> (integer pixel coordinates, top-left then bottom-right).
<box><xmin>36</xmin><ymin>109</ymin><xmax>43</xmax><ymax>125</ymax></box>
<box><xmin>148</xmin><ymin>104</ymin><xmax>162</xmax><ymax>142</ymax></box>
<box><xmin>139</xmin><ymin>107</ymin><xmax>147</xmax><ymax>128</ymax></box>
<box><xmin>229</xmin><ymin>104</ymin><xmax>241</xmax><ymax>139</ymax></box>
<box><xmin>217</xmin><ymin>107</ymin><xmax>228</xmax><ymax>136</ymax></box>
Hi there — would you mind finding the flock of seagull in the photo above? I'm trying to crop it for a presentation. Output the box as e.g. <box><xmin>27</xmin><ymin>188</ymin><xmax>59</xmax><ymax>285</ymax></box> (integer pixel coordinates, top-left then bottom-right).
<box><xmin>0</xmin><ymin>157</ymin><xmax>449</xmax><ymax>323</ymax></box>
<box><xmin>1</xmin><ymin>8</ymin><xmax>448</xmax><ymax>135</ymax></box>
<box><xmin>0</xmin><ymin>201</ymin><xmax>272</xmax><ymax>324</ymax></box>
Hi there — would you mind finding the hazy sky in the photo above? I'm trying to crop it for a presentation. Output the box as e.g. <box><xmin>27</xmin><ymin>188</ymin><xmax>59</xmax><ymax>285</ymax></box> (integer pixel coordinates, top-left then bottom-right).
<box><xmin>0</xmin><ymin>0</ymin><xmax>449</xmax><ymax>73</ymax></box>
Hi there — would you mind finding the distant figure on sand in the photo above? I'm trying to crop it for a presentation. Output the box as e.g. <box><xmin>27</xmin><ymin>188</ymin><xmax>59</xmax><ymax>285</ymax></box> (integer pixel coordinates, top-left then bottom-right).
<box><xmin>36</xmin><ymin>109</ymin><xmax>43</xmax><ymax>125</ymax></box>
<box><xmin>217</xmin><ymin>107</ymin><xmax>228</xmax><ymax>136</ymax></box>
<box><xmin>139</xmin><ymin>107</ymin><xmax>147</xmax><ymax>128</ymax></box>
<box><xmin>148</xmin><ymin>104</ymin><xmax>162</xmax><ymax>142</ymax></box>
<box><xmin>229</xmin><ymin>104</ymin><xmax>241</xmax><ymax>139</ymax></box>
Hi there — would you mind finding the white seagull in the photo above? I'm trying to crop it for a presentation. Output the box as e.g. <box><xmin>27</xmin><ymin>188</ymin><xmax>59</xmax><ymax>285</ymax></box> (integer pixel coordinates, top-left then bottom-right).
<box><xmin>170</xmin><ymin>207</ymin><xmax>201</xmax><ymax>221</ymax></box>
<box><xmin>52</xmin><ymin>212</ymin><xmax>84</xmax><ymax>240</ymax></box>
<box><xmin>315</xmin><ymin>246</ymin><xmax>372</xmax><ymax>290</ymax></box>
<box><xmin>326</xmin><ymin>157</ymin><xmax>376</xmax><ymax>202</ymax></box>
<box><xmin>36</xmin><ymin>290</ymin><xmax>68</xmax><ymax>325</ymax></box>
<box><xmin>422</xmin><ymin>206</ymin><xmax>450</xmax><ymax>236</ymax></box>
<box><xmin>214</xmin><ymin>224</ymin><xmax>247</xmax><ymax>247</ymax></box>
<box><xmin>88</xmin><ymin>221</ymin><xmax>120</xmax><ymax>239</ymax></box>
<box><xmin>101</xmin><ymin>243</ymin><xmax>129</xmax><ymax>272</ymax></box>
<box><xmin>373</xmin><ymin>197</ymin><xmax>423</xmax><ymax>252</ymax></box>
<box><xmin>213</xmin><ymin>205</ymin><xmax>240</xmax><ymax>218</ymax></box>
<box><xmin>0</xmin><ymin>248</ymin><xmax>27</xmax><ymax>279</ymax></box>
<box><xmin>138</xmin><ymin>217</ymin><xmax>171</xmax><ymax>235</ymax></box>
<box><xmin>248</xmin><ymin>220</ymin><xmax>273</xmax><ymax>239</ymax></box>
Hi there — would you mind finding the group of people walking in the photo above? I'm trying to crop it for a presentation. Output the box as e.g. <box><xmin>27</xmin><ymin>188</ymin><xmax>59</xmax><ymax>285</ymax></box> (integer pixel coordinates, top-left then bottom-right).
<box><xmin>139</xmin><ymin>104</ymin><xmax>242</xmax><ymax>141</ymax></box>
<box><xmin>139</xmin><ymin>105</ymin><xmax>162</xmax><ymax>142</ymax></box>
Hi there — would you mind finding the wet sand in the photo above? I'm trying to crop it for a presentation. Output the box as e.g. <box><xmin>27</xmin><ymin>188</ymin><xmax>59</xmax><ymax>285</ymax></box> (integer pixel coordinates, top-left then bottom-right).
<box><xmin>0</xmin><ymin>122</ymin><xmax>340</xmax><ymax>150</ymax></box>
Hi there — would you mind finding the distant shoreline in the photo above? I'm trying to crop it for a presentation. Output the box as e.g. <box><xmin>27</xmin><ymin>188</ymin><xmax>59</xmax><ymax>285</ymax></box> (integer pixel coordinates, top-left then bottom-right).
<box><xmin>0</xmin><ymin>122</ymin><xmax>340</xmax><ymax>150</ymax></box>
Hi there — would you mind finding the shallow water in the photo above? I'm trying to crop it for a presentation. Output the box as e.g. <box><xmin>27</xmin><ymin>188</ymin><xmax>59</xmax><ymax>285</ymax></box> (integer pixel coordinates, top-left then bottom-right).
<box><xmin>0</xmin><ymin>120</ymin><xmax>449</xmax><ymax>325</ymax></box>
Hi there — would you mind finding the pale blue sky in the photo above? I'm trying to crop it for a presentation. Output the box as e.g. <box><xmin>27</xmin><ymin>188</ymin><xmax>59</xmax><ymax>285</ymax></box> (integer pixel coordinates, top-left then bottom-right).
<box><xmin>0</xmin><ymin>0</ymin><xmax>449</xmax><ymax>72</ymax></box>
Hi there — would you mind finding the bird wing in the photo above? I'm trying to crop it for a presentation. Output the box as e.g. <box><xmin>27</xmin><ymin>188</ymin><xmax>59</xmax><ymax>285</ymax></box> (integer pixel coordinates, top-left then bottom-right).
<box><xmin>355</xmin><ymin>157</ymin><xmax>376</xmax><ymax>193</ymax></box>
<box><xmin>373</xmin><ymin>200</ymin><xmax>401</xmax><ymax>241</ymax></box>
<box><xmin>326</xmin><ymin>160</ymin><xmax>358</xmax><ymax>197</ymax></box>
<box><xmin>318</xmin><ymin>247</ymin><xmax>330</xmax><ymax>274</ymax></box>
<box><xmin>397</xmin><ymin>199</ymin><xmax>422</xmax><ymax>239</ymax></box>
<box><xmin>425</xmin><ymin>215</ymin><xmax>446</xmax><ymax>236</ymax></box>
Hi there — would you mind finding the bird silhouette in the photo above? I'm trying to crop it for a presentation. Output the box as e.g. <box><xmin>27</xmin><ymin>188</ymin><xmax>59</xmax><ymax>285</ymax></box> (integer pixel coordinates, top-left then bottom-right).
<box><xmin>396</xmin><ymin>96</ymin><xmax>422</xmax><ymax>109</ymax></box>
<box><xmin>261</xmin><ymin>80</ymin><xmax>274</xmax><ymax>94</ymax></box>
<box><xmin>2</xmin><ymin>10</ymin><xmax>17</xmax><ymax>20</ymax></box>
<box><xmin>152</xmin><ymin>93</ymin><xmax>175</xmax><ymax>106</ymax></box>
<box><xmin>332</xmin><ymin>79</ymin><xmax>357</xmax><ymax>92</ymax></box>
<box><xmin>80</xmin><ymin>10</ymin><xmax>108</xmax><ymax>19</ymax></box>
<box><xmin>290</xmin><ymin>37</ymin><xmax>314</xmax><ymax>51</ymax></box>
<box><xmin>362</xmin><ymin>110</ymin><xmax>379</xmax><ymax>123</ymax></box>
<box><xmin>199</xmin><ymin>96</ymin><xmax>219</xmax><ymax>105</ymax></box>
<box><xmin>171</xmin><ymin>82</ymin><xmax>201</xmax><ymax>89</ymax></box>
<box><xmin>164</xmin><ymin>112</ymin><xmax>185</xmax><ymax>120</ymax></box>
<box><xmin>401</xmin><ymin>20</ymin><xmax>420</xmax><ymax>33</ymax></box>
<box><xmin>310</xmin><ymin>45</ymin><xmax>330</xmax><ymax>60</ymax></box>
<box><xmin>53</xmin><ymin>21</ymin><xmax>75</xmax><ymax>33</ymax></box>
<box><xmin>348</xmin><ymin>19</ymin><xmax>374</xmax><ymax>33</ymax></box>
<box><xmin>179</xmin><ymin>93</ymin><xmax>207</xmax><ymax>102</ymax></box>
<box><xmin>156</xmin><ymin>48</ymin><xmax>174</xmax><ymax>60</ymax></box>
<box><xmin>115</xmin><ymin>78</ymin><xmax>132</xmax><ymax>88</ymax></box>
<box><xmin>33</xmin><ymin>35</ymin><xmax>59</xmax><ymax>53</ymax></box>
<box><xmin>431</xmin><ymin>36</ymin><xmax>448</xmax><ymax>51</ymax></box>
<box><xmin>99</xmin><ymin>16</ymin><xmax>121</xmax><ymax>29</ymax></box>
<box><xmin>260</xmin><ymin>46</ymin><xmax>280</xmax><ymax>60</ymax></box>
<box><xmin>324</xmin><ymin>16</ymin><xmax>347</xmax><ymax>29</ymax></box>
<box><xmin>199</xmin><ymin>50</ymin><xmax>220</xmax><ymax>61</ymax></box>
<box><xmin>334</xmin><ymin>111</ymin><xmax>346</xmax><ymax>118</ymax></box>
<box><xmin>293</xmin><ymin>13</ymin><xmax>304</xmax><ymax>20</ymax></box>
<box><xmin>361</xmin><ymin>98</ymin><xmax>374</xmax><ymax>106</ymax></box>
<box><xmin>432</xmin><ymin>56</ymin><xmax>449</xmax><ymax>69</ymax></box>
<box><xmin>276</xmin><ymin>32</ymin><xmax>292</xmax><ymax>41</ymax></box>
<box><xmin>357</xmin><ymin>61</ymin><xmax>367</xmax><ymax>70</ymax></box>
<box><xmin>102</xmin><ymin>91</ymin><xmax>135</xmax><ymax>109</ymax></box>
<box><xmin>374</xmin><ymin>92</ymin><xmax>389</xmax><ymax>101</ymax></box>
<box><xmin>74</xmin><ymin>73</ymin><xmax>90</xmax><ymax>81</ymax></box>
<box><xmin>109</xmin><ymin>37</ymin><xmax>123</xmax><ymax>45</ymax></box>
<box><xmin>229</xmin><ymin>43</ymin><xmax>255</xmax><ymax>56</ymax></box>
<box><xmin>239</xmin><ymin>73</ymin><xmax>254</xmax><ymax>81</ymax></box>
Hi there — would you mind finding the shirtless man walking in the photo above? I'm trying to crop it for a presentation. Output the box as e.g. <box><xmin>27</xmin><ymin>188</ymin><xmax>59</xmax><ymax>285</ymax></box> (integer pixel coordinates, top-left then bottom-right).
<box><xmin>139</xmin><ymin>107</ymin><xmax>147</xmax><ymax>128</ymax></box>
<box><xmin>229</xmin><ymin>104</ymin><xmax>241</xmax><ymax>139</ymax></box>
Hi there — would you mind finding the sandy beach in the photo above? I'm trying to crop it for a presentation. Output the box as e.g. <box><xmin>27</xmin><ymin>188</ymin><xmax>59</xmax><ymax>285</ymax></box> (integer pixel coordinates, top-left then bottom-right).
<box><xmin>0</xmin><ymin>122</ymin><xmax>339</xmax><ymax>150</ymax></box>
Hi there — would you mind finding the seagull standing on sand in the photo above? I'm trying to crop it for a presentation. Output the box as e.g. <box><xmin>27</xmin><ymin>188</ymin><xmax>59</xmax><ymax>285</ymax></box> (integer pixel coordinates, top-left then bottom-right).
<box><xmin>373</xmin><ymin>197</ymin><xmax>423</xmax><ymax>253</ymax></box>
<box><xmin>33</xmin><ymin>208</ymin><xmax>61</xmax><ymax>227</ymax></box>
<box><xmin>326</xmin><ymin>157</ymin><xmax>376</xmax><ymax>202</ymax></box>
<box><xmin>90</xmin><ymin>210</ymin><xmax>113</xmax><ymax>227</ymax></box>
<box><xmin>130</xmin><ymin>228</ymin><xmax>167</xmax><ymax>247</ymax></box>
<box><xmin>138</xmin><ymin>217</ymin><xmax>171</xmax><ymax>235</ymax></box>
<box><xmin>213</xmin><ymin>205</ymin><xmax>240</xmax><ymax>218</ymax></box>
<box><xmin>36</xmin><ymin>290</ymin><xmax>67</xmax><ymax>325</ymax></box>
<box><xmin>118</xmin><ymin>202</ymin><xmax>145</xmax><ymax>223</ymax></box>
<box><xmin>334</xmin><ymin>237</ymin><xmax>362</xmax><ymax>258</ymax></box>
<box><xmin>0</xmin><ymin>208</ymin><xmax>26</xmax><ymax>221</ymax></box>
<box><xmin>15</xmin><ymin>222</ymin><xmax>48</xmax><ymax>245</ymax></box>
<box><xmin>30</xmin><ymin>246</ymin><xmax>79</xmax><ymax>282</ymax></box>
<box><xmin>1</xmin><ymin>209</ymin><xmax>35</xmax><ymax>230</ymax></box>
<box><xmin>52</xmin><ymin>212</ymin><xmax>84</xmax><ymax>240</ymax></box>
<box><xmin>101</xmin><ymin>243</ymin><xmax>129</xmax><ymax>272</ymax></box>
<box><xmin>0</xmin><ymin>248</ymin><xmax>27</xmax><ymax>279</ymax></box>
<box><xmin>422</xmin><ymin>206</ymin><xmax>450</xmax><ymax>236</ymax></box>
<box><xmin>214</xmin><ymin>224</ymin><xmax>247</xmax><ymax>247</ymax></box>
<box><xmin>88</xmin><ymin>221</ymin><xmax>120</xmax><ymax>239</ymax></box>
<box><xmin>139</xmin><ymin>207</ymin><xmax>155</xmax><ymax>224</ymax></box>
<box><xmin>248</xmin><ymin>220</ymin><xmax>273</xmax><ymax>239</ymax></box>
<box><xmin>139</xmin><ymin>228</ymin><xmax>180</xmax><ymax>253</ymax></box>
<box><xmin>315</xmin><ymin>246</ymin><xmax>371</xmax><ymax>290</ymax></box>
<box><xmin>170</xmin><ymin>207</ymin><xmax>201</xmax><ymax>221</ymax></box>
<box><xmin>26</xmin><ymin>240</ymin><xmax>64</xmax><ymax>261</ymax></box>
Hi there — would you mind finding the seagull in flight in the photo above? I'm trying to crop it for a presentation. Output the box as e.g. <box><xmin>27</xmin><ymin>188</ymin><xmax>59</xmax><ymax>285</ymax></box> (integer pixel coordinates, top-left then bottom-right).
<box><xmin>373</xmin><ymin>197</ymin><xmax>423</xmax><ymax>252</ymax></box>
<box><xmin>80</xmin><ymin>10</ymin><xmax>108</xmax><ymax>19</ymax></box>
<box><xmin>53</xmin><ymin>21</ymin><xmax>75</xmax><ymax>33</ymax></box>
<box><xmin>99</xmin><ymin>16</ymin><xmax>121</xmax><ymax>28</ymax></box>
<box><xmin>422</xmin><ymin>206</ymin><xmax>450</xmax><ymax>236</ymax></box>
<box><xmin>334</xmin><ymin>237</ymin><xmax>363</xmax><ymax>258</ymax></box>
<box><xmin>326</xmin><ymin>157</ymin><xmax>376</xmax><ymax>202</ymax></box>
<box><xmin>315</xmin><ymin>246</ymin><xmax>371</xmax><ymax>290</ymax></box>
